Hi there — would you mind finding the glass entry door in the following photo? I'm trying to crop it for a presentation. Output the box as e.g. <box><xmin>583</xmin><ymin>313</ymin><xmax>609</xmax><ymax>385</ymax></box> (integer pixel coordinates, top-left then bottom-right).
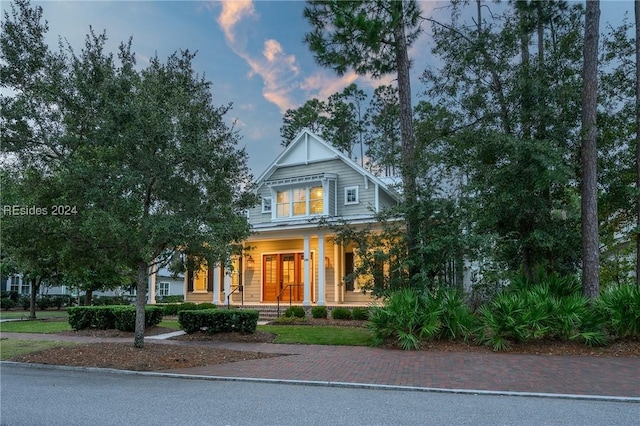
<box><xmin>263</xmin><ymin>253</ymin><xmax>308</xmax><ymax>302</ymax></box>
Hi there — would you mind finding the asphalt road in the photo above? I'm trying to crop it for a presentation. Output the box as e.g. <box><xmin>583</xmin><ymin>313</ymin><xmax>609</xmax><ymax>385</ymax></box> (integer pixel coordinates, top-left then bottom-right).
<box><xmin>1</xmin><ymin>364</ymin><xmax>638</xmax><ymax>426</ymax></box>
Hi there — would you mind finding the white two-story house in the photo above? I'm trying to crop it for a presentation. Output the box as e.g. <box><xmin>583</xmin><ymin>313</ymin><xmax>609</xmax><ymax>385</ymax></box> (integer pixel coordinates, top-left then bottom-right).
<box><xmin>185</xmin><ymin>129</ymin><xmax>401</xmax><ymax>307</ymax></box>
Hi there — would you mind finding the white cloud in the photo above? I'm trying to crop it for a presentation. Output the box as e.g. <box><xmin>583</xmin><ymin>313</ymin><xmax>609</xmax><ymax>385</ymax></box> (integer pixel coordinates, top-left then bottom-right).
<box><xmin>216</xmin><ymin>0</ymin><xmax>257</xmax><ymax>45</ymax></box>
<box><xmin>214</xmin><ymin>1</ymin><xmax>300</xmax><ymax>113</ymax></box>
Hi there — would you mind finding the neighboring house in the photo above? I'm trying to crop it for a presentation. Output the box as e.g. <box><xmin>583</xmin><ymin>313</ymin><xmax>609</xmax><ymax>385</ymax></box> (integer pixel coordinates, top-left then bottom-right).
<box><xmin>149</xmin><ymin>266</ymin><xmax>185</xmax><ymax>302</ymax></box>
<box><xmin>185</xmin><ymin>129</ymin><xmax>401</xmax><ymax>307</ymax></box>
<box><xmin>1</xmin><ymin>266</ymin><xmax>185</xmax><ymax>303</ymax></box>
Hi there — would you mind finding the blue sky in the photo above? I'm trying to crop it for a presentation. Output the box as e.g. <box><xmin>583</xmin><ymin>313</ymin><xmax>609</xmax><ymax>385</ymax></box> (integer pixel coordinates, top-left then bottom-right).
<box><xmin>8</xmin><ymin>1</ymin><xmax>636</xmax><ymax>175</ymax></box>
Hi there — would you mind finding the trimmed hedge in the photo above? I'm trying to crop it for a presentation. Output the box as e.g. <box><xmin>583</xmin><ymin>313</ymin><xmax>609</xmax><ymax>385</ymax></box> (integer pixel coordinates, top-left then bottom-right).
<box><xmin>351</xmin><ymin>307</ymin><xmax>369</xmax><ymax>320</ymax></box>
<box><xmin>311</xmin><ymin>306</ymin><xmax>327</xmax><ymax>319</ymax></box>
<box><xmin>68</xmin><ymin>306</ymin><xmax>164</xmax><ymax>331</ymax></box>
<box><xmin>284</xmin><ymin>306</ymin><xmax>306</xmax><ymax>318</ymax></box>
<box><xmin>161</xmin><ymin>302</ymin><xmax>218</xmax><ymax>316</ymax></box>
<box><xmin>178</xmin><ymin>309</ymin><xmax>259</xmax><ymax>334</ymax></box>
<box><xmin>331</xmin><ymin>307</ymin><xmax>352</xmax><ymax>320</ymax></box>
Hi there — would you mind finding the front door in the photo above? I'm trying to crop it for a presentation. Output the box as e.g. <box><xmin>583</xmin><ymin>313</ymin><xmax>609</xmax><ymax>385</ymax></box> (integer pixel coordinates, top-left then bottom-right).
<box><xmin>263</xmin><ymin>253</ymin><xmax>307</xmax><ymax>302</ymax></box>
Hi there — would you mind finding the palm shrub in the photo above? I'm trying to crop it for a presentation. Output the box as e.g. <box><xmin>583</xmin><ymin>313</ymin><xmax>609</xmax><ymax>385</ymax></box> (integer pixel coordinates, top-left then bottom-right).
<box><xmin>475</xmin><ymin>284</ymin><xmax>607</xmax><ymax>351</ymax></box>
<box><xmin>367</xmin><ymin>288</ymin><xmax>474</xmax><ymax>350</ymax></box>
<box><xmin>596</xmin><ymin>284</ymin><xmax>640</xmax><ymax>339</ymax></box>
<box><xmin>368</xmin><ymin>288</ymin><xmax>424</xmax><ymax>350</ymax></box>
<box><xmin>475</xmin><ymin>292</ymin><xmax>530</xmax><ymax>351</ymax></box>
<box><xmin>552</xmin><ymin>293</ymin><xmax>606</xmax><ymax>346</ymax></box>
<box><xmin>544</xmin><ymin>274</ymin><xmax>581</xmax><ymax>297</ymax></box>
<box><xmin>434</xmin><ymin>289</ymin><xmax>475</xmax><ymax>341</ymax></box>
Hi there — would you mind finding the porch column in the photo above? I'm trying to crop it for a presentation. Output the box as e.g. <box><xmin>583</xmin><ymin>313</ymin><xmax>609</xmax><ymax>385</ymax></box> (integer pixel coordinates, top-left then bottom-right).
<box><xmin>303</xmin><ymin>234</ymin><xmax>311</xmax><ymax>306</ymax></box>
<box><xmin>212</xmin><ymin>265</ymin><xmax>222</xmax><ymax>305</ymax></box>
<box><xmin>224</xmin><ymin>267</ymin><xmax>232</xmax><ymax>306</ymax></box>
<box><xmin>334</xmin><ymin>241</ymin><xmax>340</xmax><ymax>303</ymax></box>
<box><xmin>317</xmin><ymin>234</ymin><xmax>325</xmax><ymax>305</ymax></box>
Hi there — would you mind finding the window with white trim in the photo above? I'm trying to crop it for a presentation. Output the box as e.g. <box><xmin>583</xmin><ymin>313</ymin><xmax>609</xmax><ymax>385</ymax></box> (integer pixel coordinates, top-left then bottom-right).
<box><xmin>344</xmin><ymin>186</ymin><xmax>359</xmax><ymax>205</ymax></box>
<box><xmin>262</xmin><ymin>197</ymin><xmax>272</xmax><ymax>213</ymax></box>
<box><xmin>275</xmin><ymin>186</ymin><xmax>324</xmax><ymax>218</ymax></box>
<box><xmin>157</xmin><ymin>281</ymin><xmax>170</xmax><ymax>297</ymax></box>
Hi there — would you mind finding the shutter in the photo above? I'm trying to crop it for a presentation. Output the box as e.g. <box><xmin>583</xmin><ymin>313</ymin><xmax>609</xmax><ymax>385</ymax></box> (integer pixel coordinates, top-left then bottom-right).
<box><xmin>207</xmin><ymin>267</ymin><xmax>213</xmax><ymax>292</ymax></box>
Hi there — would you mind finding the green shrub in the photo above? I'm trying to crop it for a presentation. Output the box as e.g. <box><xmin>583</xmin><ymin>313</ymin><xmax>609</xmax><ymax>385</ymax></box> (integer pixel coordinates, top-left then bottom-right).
<box><xmin>19</xmin><ymin>296</ymin><xmax>30</xmax><ymax>310</ymax></box>
<box><xmin>93</xmin><ymin>296</ymin><xmax>130</xmax><ymax>306</ymax></box>
<box><xmin>177</xmin><ymin>302</ymin><xmax>197</xmax><ymax>312</ymax></box>
<box><xmin>1</xmin><ymin>297</ymin><xmax>16</xmax><ymax>310</ymax></box>
<box><xmin>51</xmin><ymin>294</ymin><xmax>69</xmax><ymax>310</ymax></box>
<box><xmin>145</xmin><ymin>306</ymin><xmax>164</xmax><ymax>327</ymax></box>
<box><xmin>68</xmin><ymin>306</ymin><xmax>164</xmax><ymax>331</ymax></box>
<box><xmin>367</xmin><ymin>288</ymin><xmax>421</xmax><ymax>349</ymax></box>
<box><xmin>284</xmin><ymin>306</ymin><xmax>306</xmax><ymax>318</ymax></box>
<box><xmin>178</xmin><ymin>309</ymin><xmax>259</xmax><ymax>334</ymax></box>
<box><xmin>331</xmin><ymin>307</ymin><xmax>352</xmax><ymax>320</ymax></box>
<box><xmin>597</xmin><ymin>284</ymin><xmax>640</xmax><ymax>339</ymax></box>
<box><xmin>111</xmin><ymin>306</ymin><xmax>164</xmax><ymax>331</ymax></box>
<box><xmin>162</xmin><ymin>303</ymin><xmax>181</xmax><ymax>316</ymax></box>
<box><xmin>1</xmin><ymin>291</ymin><xmax>19</xmax><ymax>303</ymax></box>
<box><xmin>67</xmin><ymin>306</ymin><xmax>115</xmax><ymax>330</ymax></box>
<box><xmin>196</xmin><ymin>303</ymin><xmax>217</xmax><ymax>310</ymax></box>
<box><xmin>351</xmin><ymin>307</ymin><xmax>369</xmax><ymax>320</ymax></box>
<box><xmin>156</xmin><ymin>295</ymin><xmax>184</xmax><ymax>303</ymax></box>
<box><xmin>93</xmin><ymin>306</ymin><xmax>117</xmax><ymax>329</ymax></box>
<box><xmin>112</xmin><ymin>306</ymin><xmax>137</xmax><ymax>331</ymax></box>
<box><xmin>367</xmin><ymin>288</ymin><xmax>475</xmax><ymax>350</ymax></box>
<box><xmin>475</xmin><ymin>284</ymin><xmax>607</xmax><ymax>351</ymax></box>
<box><xmin>311</xmin><ymin>306</ymin><xmax>327</xmax><ymax>319</ymax></box>
<box><xmin>177</xmin><ymin>310</ymin><xmax>205</xmax><ymax>333</ymax></box>
<box><xmin>36</xmin><ymin>297</ymin><xmax>50</xmax><ymax>311</ymax></box>
<box><xmin>68</xmin><ymin>306</ymin><xmax>93</xmax><ymax>330</ymax></box>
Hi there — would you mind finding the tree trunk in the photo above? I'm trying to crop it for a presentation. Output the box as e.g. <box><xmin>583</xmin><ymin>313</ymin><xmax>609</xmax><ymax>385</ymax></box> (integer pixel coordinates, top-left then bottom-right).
<box><xmin>29</xmin><ymin>278</ymin><xmax>38</xmax><ymax>320</ymax></box>
<box><xmin>635</xmin><ymin>0</ymin><xmax>640</xmax><ymax>286</ymax></box>
<box><xmin>581</xmin><ymin>0</ymin><xmax>600</xmax><ymax>298</ymax></box>
<box><xmin>134</xmin><ymin>260</ymin><xmax>148</xmax><ymax>348</ymax></box>
<box><xmin>393</xmin><ymin>1</ymin><xmax>419</xmax><ymax>280</ymax></box>
<box><xmin>85</xmin><ymin>289</ymin><xmax>93</xmax><ymax>306</ymax></box>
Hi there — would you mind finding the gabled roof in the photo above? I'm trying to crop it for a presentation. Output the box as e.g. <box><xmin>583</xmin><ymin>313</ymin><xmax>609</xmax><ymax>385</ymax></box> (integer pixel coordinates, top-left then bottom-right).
<box><xmin>255</xmin><ymin>128</ymin><xmax>401</xmax><ymax>201</ymax></box>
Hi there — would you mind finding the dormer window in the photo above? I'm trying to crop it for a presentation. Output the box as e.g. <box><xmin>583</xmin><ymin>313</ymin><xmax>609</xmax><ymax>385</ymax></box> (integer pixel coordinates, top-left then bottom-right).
<box><xmin>264</xmin><ymin>173</ymin><xmax>337</xmax><ymax>219</ymax></box>
<box><xmin>276</xmin><ymin>185</ymin><xmax>324</xmax><ymax>218</ymax></box>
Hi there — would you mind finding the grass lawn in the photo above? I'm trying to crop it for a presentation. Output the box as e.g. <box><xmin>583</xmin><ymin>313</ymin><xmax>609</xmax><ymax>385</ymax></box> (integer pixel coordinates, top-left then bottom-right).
<box><xmin>0</xmin><ymin>319</ymin><xmax>72</xmax><ymax>333</ymax></box>
<box><xmin>158</xmin><ymin>319</ymin><xmax>180</xmax><ymax>329</ymax></box>
<box><xmin>0</xmin><ymin>311</ymin><xmax>69</xmax><ymax>319</ymax></box>
<box><xmin>0</xmin><ymin>338</ymin><xmax>78</xmax><ymax>360</ymax></box>
<box><xmin>259</xmin><ymin>325</ymin><xmax>373</xmax><ymax>346</ymax></box>
<box><xmin>0</xmin><ymin>314</ymin><xmax>372</xmax><ymax>347</ymax></box>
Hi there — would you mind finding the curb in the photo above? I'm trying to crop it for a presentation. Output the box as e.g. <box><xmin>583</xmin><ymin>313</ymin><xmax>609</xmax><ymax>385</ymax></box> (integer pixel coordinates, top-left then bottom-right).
<box><xmin>3</xmin><ymin>361</ymin><xmax>639</xmax><ymax>403</ymax></box>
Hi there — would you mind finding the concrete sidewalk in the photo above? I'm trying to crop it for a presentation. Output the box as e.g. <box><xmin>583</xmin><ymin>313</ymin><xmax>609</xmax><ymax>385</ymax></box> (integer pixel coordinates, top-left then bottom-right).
<box><xmin>2</xmin><ymin>332</ymin><xmax>639</xmax><ymax>401</ymax></box>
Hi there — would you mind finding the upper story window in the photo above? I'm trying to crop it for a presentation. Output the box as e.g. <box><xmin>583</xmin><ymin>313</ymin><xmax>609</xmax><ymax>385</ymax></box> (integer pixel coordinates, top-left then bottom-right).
<box><xmin>262</xmin><ymin>197</ymin><xmax>272</xmax><ymax>213</ymax></box>
<box><xmin>345</xmin><ymin>186</ymin><xmax>359</xmax><ymax>205</ymax></box>
<box><xmin>276</xmin><ymin>185</ymin><xmax>323</xmax><ymax>218</ymax></box>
